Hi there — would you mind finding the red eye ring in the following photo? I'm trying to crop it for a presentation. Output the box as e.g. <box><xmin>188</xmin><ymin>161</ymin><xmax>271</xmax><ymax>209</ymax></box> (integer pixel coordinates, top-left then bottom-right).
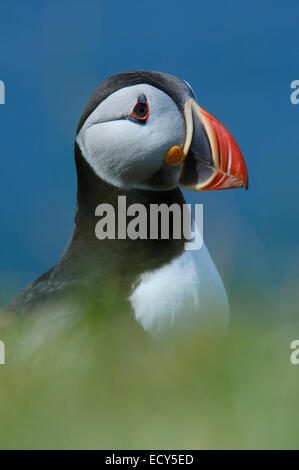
<box><xmin>130</xmin><ymin>95</ymin><xmax>149</xmax><ymax>122</ymax></box>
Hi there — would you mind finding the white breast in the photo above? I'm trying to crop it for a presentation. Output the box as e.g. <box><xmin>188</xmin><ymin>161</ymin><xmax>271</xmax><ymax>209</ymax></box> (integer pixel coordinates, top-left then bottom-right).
<box><xmin>129</xmin><ymin>241</ymin><xmax>229</xmax><ymax>337</ymax></box>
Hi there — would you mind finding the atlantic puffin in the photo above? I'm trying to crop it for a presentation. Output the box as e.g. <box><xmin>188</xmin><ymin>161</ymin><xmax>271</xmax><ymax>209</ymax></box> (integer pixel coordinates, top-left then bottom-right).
<box><xmin>5</xmin><ymin>71</ymin><xmax>248</xmax><ymax>335</ymax></box>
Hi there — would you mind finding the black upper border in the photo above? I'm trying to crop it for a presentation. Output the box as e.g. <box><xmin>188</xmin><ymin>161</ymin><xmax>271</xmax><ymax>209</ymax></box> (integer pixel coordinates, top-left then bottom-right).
<box><xmin>76</xmin><ymin>70</ymin><xmax>195</xmax><ymax>134</ymax></box>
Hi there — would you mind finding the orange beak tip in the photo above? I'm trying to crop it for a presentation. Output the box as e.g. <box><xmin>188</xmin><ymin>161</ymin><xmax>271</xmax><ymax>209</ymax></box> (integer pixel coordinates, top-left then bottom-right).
<box><xmin>180</xmin><ymin>101</ymin><xmax>249</xmax><ymax>192</ymax></box>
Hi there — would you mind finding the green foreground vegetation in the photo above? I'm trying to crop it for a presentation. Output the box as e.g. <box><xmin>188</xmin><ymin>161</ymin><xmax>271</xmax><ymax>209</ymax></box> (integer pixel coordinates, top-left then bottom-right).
<box><xmin>0</xmin><ymin>290</ymin><xmax>298</xmax><ymax>450</ymax></box>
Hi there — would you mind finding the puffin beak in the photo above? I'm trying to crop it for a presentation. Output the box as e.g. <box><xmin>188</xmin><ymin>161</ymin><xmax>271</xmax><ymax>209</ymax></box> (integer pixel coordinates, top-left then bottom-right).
<box><xmin>179</xmin><ymin>99</ymin><xmax>248</xmax><ymax>191</ymax></box>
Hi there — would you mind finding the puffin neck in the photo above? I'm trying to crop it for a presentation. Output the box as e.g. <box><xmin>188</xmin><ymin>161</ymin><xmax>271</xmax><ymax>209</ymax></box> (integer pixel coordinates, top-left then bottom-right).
<box><xmin>68</xmin><ymin>145</ymin><xmax>186</xmax><ymax>275</ymax></box>
<box><xmin>74</xmin><ymin>143</ymin><xmax>186</xmax><ymax>220</ymax></box>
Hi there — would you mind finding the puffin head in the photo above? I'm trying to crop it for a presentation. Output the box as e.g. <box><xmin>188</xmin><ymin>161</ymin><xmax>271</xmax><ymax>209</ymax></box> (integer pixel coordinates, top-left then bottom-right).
<box><xmin>76</xmin><ymin>70</ymin><xmax>248</xmax><ymax>193</ymax></box>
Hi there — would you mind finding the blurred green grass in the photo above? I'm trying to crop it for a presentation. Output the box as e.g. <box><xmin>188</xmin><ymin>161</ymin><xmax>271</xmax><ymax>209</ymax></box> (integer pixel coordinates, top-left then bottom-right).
<box><xmin>0</xmin><ymin>288</ymin><xmax>299</xmax><ymax>450</ymax></box>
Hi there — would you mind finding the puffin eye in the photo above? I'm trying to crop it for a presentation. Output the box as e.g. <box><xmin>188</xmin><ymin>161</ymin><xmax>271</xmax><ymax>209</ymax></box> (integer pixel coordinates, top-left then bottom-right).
<box><xmin>130</xmin><ymin>94</ymin><xmax>149</xmax><ymax>123</ymax></box>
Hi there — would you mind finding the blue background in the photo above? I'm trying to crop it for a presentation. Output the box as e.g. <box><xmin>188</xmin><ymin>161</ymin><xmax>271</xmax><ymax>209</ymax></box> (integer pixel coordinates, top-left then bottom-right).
<box><xmin>0</xmin><ymin>0</ymin><xmax>298</xmax><ymax>307</ymax></box>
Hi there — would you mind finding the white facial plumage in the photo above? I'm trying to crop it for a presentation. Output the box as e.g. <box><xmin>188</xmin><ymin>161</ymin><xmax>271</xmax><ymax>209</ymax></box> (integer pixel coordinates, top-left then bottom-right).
<box><xmin>76</xmin><ymin>84</ymin><xmax>185</xmax><ymax>190</ymax></box>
